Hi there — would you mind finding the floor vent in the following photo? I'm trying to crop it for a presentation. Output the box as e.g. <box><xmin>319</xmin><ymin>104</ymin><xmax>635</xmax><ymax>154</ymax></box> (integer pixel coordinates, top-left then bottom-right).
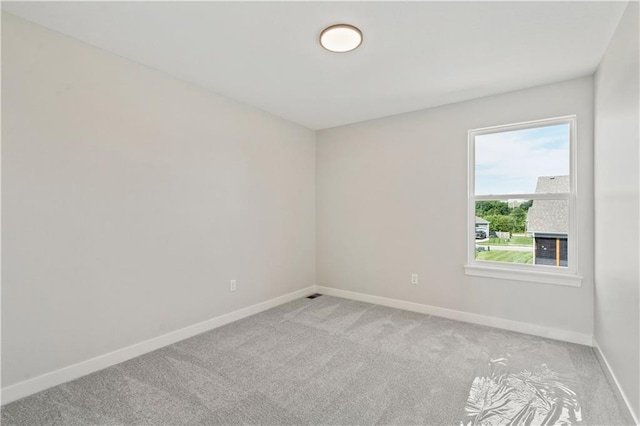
<box><xmin>306</xmin><ymin>293</ymin><xmax>323</xmax><ymax>299</ymax></box>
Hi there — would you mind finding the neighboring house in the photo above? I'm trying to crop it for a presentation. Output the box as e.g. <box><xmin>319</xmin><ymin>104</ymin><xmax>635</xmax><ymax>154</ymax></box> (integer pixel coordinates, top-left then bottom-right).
<box><xmin>475</xmin><ymin>216</ymin><xmax>490</xmax><ymax>235</ymax></box>
<box><xmin>526</xmin><ymin>176</ymin><xmax>569</xmax><ymax>267</ymax></box>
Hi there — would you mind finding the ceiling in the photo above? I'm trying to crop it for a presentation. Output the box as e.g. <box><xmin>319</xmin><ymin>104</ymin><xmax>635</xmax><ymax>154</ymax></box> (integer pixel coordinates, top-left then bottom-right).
<box><xmin>2</xmin><ymin>1</ymin><xmax>628</xmax><ymax>130</ymax></box>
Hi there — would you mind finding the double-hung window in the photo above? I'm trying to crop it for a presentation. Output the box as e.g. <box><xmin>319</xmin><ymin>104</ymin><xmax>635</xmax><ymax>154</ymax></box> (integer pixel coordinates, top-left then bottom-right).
<box><xmin>465</xmin><ymin>116</ymin><xmax>581</xmax><ymax>287</ymax></box>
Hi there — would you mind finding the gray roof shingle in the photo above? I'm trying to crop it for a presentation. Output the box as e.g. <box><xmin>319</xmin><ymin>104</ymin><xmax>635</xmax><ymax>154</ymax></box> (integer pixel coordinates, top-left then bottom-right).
<box><xmin>527</xmin><ymin>176</ymin><xmax>569</xmax><ymax>234</ymax></box>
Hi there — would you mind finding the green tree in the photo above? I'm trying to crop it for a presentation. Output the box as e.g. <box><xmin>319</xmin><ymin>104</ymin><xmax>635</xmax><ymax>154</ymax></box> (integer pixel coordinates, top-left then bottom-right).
<box><xmin>476</xmin><ymin>201</ymin><xmax>510</xmax><ymax>217</ymax></box>
<box><xmin>520</xmin><ymin>200</ymin><xmax>533</xmax><ymax>211</ymax></box>
<box><xmin>485</xmin><ymin>214</ymin><xmax>517</xmax><ymax>233</ymax></box>
<box><xmin>510</xmin><ymin>208</ymin><xmax>527</xmax><ymax>233</ymax></box>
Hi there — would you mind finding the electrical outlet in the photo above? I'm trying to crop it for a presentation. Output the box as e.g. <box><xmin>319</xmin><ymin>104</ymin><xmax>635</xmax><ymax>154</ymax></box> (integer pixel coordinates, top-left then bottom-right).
<box><xmin>411</xmin><ymin>274</ymin><xmax>418</xmax><ymax>285</ymax></box>
<box><xmin>230</xmin><ymin>279</ymin><xmax>236</xmax><ymax>292</ymax></box>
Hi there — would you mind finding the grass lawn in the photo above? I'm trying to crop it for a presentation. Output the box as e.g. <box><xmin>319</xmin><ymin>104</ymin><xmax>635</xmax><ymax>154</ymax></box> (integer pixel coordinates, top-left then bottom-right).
<box><xmin>477</xmin><ymin>236</ymin><xmax>533</xmax><ymax>246</ymax></box>
<box><xmin>476</xmin><ymin>250</ymin><xmax>533</xmax><ymax>264</ymax></box>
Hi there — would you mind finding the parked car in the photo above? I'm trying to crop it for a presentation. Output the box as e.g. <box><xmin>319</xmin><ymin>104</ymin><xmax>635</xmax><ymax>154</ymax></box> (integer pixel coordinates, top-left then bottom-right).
<box><xmin>475</xmin><ymin>229</ymin><xmax>487</xmax><ymax>240</ymax></box>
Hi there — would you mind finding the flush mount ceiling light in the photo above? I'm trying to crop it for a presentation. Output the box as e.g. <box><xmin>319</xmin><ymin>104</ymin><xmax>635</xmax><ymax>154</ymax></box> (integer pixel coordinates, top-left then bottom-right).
<box><xmin>320</xmin><ymin>24</ymin><xmax>363</xmax><ymax>53</ymax></box>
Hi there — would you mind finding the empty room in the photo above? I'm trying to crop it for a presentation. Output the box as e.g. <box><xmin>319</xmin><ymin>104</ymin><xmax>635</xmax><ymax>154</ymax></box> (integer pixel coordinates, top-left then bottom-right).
<box><xmin>2</xmin><ymin>1</ymin><xmax>639</xmax><ymax>425</ymax></box>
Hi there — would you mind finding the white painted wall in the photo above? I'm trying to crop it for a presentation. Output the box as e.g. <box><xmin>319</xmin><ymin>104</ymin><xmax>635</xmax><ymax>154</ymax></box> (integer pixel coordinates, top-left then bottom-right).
<box><xmin>317</xmin><ymin>77</ymin><xmax>595</xmax><ymax>338</ymax></box>
<box><xmin>1</xmin><ymin>13</ymin><xmax>316</xmax><ymax>388</ymax></box>
<box><xmin>594</xmin><ymin>1</ymin><xmax>640</xmax><ymax>420</ymax></box>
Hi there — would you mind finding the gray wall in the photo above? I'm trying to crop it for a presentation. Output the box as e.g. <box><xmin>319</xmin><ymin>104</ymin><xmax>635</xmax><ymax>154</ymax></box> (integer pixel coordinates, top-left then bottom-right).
<box><xmin>594</xmin><ymin>1</ymin><xmax>640</xmax><ymax>420</ymax></box>
<box><xmin>317</xmin><ymin>77</ymin><xmax>595</xmax><ymax>337</ymax></box>
<box><xmin>2</xmin><ymin>13</ymin><xmax>316</xmax><ymax>387</ymax></box>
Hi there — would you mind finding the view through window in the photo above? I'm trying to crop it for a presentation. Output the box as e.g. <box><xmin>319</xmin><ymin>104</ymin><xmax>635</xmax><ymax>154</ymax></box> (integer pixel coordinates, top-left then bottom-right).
<box><xmin>470</xmin><ymin>118</ymin><xmax>574</xmax><ymax>270</ymax></box>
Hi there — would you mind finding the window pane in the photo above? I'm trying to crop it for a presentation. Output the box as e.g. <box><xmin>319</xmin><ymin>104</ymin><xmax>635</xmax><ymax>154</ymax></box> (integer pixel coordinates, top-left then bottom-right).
<box><xmin>474</xmin><ymin>199</ymin><xmax>568</xmax><ymax>268</ymax></box>
<box><xmin>527</xmin><ymin>198</ymin><xmax>569</xmax><ymax>267</ymax></box>
<box><xmin>475</xmin><ymin>123</ymin><xmax>570</xmax><ymax>195</ymax></box>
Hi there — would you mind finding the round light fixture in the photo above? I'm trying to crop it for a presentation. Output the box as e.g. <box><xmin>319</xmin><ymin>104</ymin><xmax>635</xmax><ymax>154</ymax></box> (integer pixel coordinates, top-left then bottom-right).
<box><xmin>320</xmin><ymin>24</ymin><xmax>363</xmax><ymax>53</ymax></box>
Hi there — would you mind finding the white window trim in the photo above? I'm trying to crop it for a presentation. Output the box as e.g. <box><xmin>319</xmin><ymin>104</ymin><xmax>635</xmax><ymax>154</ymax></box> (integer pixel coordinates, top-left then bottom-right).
<box><xmin>465</xmin><ymin>115</ymin><xmax>583</xmax><ymax>287</ymax></box>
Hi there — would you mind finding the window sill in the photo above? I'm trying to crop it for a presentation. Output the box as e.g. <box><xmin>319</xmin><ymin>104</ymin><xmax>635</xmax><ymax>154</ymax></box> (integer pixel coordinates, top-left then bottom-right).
<box><xmin>464</xmin><ymin>264</ymin><xmax>583</xmax><ymax>287</ymax></box>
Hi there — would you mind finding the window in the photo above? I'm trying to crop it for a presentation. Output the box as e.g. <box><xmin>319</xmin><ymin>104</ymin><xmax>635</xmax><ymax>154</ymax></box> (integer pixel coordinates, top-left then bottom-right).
<box><xmin>465</xmin><ymin>116</ymin><xmax>581</xmax><ymax>287</ymax></box>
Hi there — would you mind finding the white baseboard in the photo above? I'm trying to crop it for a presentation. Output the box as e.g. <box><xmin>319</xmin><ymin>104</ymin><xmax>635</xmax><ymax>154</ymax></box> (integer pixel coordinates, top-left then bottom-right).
<box><xmin>1</xmin><ymin>284</ymin><xmax>599</xmax><ymax>407</ymax></box>
<box><xmin>1</xmin><ymin>286</ymin><xmax>316</xmax><ymax>406</ymax></box>
<box><xmin>316</xmin><ymin>286</ymin><xmax>593</xmax><ymax>346</ymax></box>
<box><xmin>593</xmin><ymin>338</ymin><xmax>639</xmax><ymax>425</ymax></box>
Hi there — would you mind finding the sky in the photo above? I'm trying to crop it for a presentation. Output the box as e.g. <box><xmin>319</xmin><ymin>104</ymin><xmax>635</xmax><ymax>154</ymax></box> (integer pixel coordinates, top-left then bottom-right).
<box><xmin>475</xmin><ymin>123</ymin><xmax>570</xmax><ymax>195</ymax></box>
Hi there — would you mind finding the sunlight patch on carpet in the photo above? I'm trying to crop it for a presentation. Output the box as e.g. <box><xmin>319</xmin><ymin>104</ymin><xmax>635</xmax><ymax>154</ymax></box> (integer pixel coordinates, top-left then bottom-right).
<box><xmin>462</xmin><ymin>354</ymin><xmax>582</xmax><ymax>425</ymax></box>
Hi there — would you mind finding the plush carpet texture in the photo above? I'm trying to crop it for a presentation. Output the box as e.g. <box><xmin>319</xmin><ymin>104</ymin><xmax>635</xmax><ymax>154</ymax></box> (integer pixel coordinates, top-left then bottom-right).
<box><xmin>1</xmin><ymin>295</ymin><xmax>632</xmax><ymax>425</ymax></box>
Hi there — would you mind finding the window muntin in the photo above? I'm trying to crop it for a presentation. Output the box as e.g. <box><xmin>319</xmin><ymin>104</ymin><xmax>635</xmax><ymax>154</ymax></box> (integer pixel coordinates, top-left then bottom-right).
<box><xmin>468</xmin><ymin>117</ymin><xmax>576</xmax><ymax>275</ymax></box>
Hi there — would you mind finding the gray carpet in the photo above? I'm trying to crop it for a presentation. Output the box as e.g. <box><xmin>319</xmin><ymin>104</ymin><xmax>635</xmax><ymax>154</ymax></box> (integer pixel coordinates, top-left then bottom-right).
<box><xmin>1</xmin><ymin>295</ymin><xmax>632</xmax><ymax>425</ymax></box>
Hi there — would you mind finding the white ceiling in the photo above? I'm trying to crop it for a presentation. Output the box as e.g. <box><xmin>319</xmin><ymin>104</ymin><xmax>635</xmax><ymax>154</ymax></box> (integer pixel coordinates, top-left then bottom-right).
<box><xmin>2</xmin><ymin>1</ymin><xmax>628</xmax><ymax>130</ymax></box>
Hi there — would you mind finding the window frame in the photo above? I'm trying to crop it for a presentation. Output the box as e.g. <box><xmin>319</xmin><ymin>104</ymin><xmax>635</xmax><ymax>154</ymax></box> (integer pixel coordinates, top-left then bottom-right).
<box><xmin>465</xmin><ymin>115</ymin><xmax>582</xmax><ymax>287</ymax></box>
